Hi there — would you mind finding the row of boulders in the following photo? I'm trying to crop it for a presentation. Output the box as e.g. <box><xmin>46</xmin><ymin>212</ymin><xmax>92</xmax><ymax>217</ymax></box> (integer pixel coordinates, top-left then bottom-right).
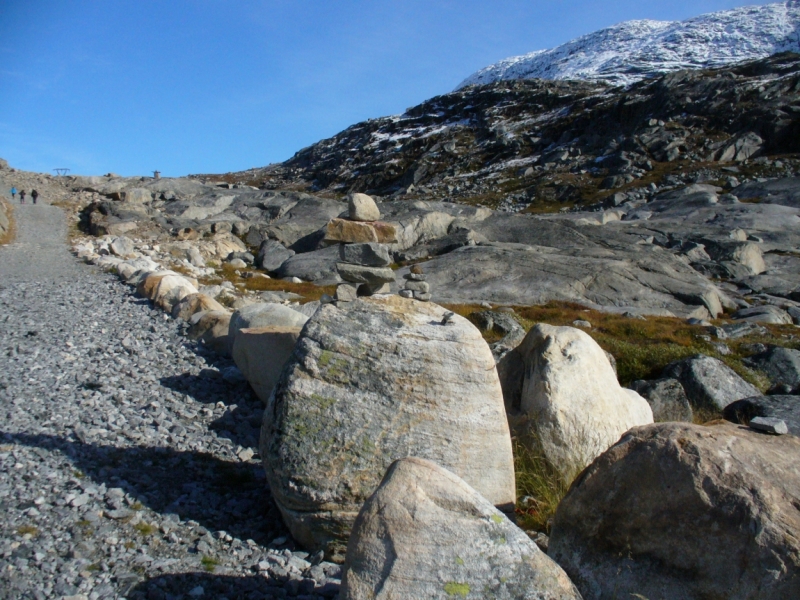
<box><xmin>70</xmin><ymin>233</ymin><xmax>800</xmax><ymax>598</ymax></box>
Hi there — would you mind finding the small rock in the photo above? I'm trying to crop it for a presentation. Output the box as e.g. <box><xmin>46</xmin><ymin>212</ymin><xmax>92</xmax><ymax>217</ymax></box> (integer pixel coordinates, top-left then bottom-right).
<box><xmin>749</xmin><ymin>416</ymin><xmax>789</xmax><ymax>435</ymax></box>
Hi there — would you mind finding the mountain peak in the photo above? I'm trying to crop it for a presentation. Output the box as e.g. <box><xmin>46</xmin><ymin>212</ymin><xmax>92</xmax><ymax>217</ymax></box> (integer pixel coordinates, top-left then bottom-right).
<box><xmin>457</xmin><ymin>1</ymin><xmax>800</xmax><ymax>88</ymax></box>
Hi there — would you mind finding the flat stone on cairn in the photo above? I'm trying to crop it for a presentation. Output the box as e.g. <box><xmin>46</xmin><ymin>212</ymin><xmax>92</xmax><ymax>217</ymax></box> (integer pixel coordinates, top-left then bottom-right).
<box><xmin>399</xmin><ymin>264</ymin><xmax>431</xmax><ymax>302</ymax></box>
<box><xmin>326</xmin><ymin>194</ymin><xmax>397</xmax><ymax>300</ymax></box>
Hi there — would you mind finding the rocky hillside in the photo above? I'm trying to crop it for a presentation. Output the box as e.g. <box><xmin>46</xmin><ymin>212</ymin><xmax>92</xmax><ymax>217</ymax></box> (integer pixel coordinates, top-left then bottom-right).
<box><xmin>220</xmin><ymin>53</ymin><xmax>800</xmax><ymax>214</ymax></box>
<box><xmin>458</xmin><ymin>1</ymin><xmax>800</xmax><ymax>87</ymax></box>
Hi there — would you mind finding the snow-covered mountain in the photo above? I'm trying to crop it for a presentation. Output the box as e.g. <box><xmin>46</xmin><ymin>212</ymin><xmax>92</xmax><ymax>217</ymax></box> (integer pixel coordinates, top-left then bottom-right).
<box><xmin>457</xmin><ymin>1</ymin><xmax>800</xmax><ymax>88</ymax></box>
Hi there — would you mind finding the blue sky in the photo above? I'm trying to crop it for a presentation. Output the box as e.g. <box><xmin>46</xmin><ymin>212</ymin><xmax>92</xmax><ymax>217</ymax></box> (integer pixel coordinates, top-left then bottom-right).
<box><xmin>0</xmin><ymin>0</ymin><xmax>774</xmax><ymax>176</ymax></box>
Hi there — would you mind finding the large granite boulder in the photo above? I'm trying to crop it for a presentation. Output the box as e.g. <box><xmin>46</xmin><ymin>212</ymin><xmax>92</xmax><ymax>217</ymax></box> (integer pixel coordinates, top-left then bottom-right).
<box><xmin>232</xmin><ymin>326</ymin><xmax>303</xmax><ymax>403</ymax></box>
<box><xmin>662</xmin><ymin>354</ymin><xmax>761</xmax><ymax>411</ymax></box>
<box><xmin>260</xmin><ymin>296</ymin><xmax>515</xmax><ymax>560</ymax></box>
<box><xmin>516</xmin><ymin>324</ymin><xmax>653</xmax><ymax>478</ymax></box>
<box><xmin>342</xmin><ymin>457</ymin><xmax>581</xmax><ymax>600</ymax></box>
<box><xmin>549</xmin><ymin>422</ymin><xmax>800</xmax><ymax>600</ymax></box>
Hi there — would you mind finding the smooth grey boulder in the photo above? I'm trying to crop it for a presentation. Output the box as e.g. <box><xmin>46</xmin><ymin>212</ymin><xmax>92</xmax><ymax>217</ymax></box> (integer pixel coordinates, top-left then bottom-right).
<box><xmin>724</xmin><ymin>395</ymin><xmax>800</xmax><ymax>436</ymax></box>
<box><xmin>342</xmin><ymin>457</ymin><xmax>581</xmax><ymax>600</ymax></box>
<box><xmin>732</xmin><ymin>304</ymin><xmax>793</xmax><ymax>325</ymax></box>
<box><xmin>335</xmin><ymin>263</ymin><xmax>395</xmax><ymax>288</ymax></box>
<box><xmin>516</xmin><ymin>324</ymin><xmax>653</xmax><ymax>479</ymax></box>
<box><xmin>662</xmin><ymin>354</ymin><xmax>761</xmax><ymax>411</ymax></box>
<box><xmin>549</xmin><ymin>422</ymin><xmax>800</xmax><ymax>600</ymax></box>
<box><xmin>745</xmin><ymin>346</ymin><xmax>800</xmax><ymax>393</ymax></box>
<box><xmin>629</xmin><ymin>378</ymin><xmax>693</xmax><ymax>422</ymax></box>
<box><xmin>260</xmin><ymin>296</ymin><xmax>515</xmax><ymax>560</ymax></box>
<box><xmin>257</xmin><ymin>239</ymin><xmax>295</xmax><ymax>272</ymax></box>
<box><xmin>338</xmin><ymin>243</ymin><xmax>391</xmax><ymax>267</ymax></box>
<box><xmin>348</xmin><ymin>193</ymin><xmax>380</xmax><ymax>222</ymax></box>
<box><xmin>276</xmin><ymin>245</ymin><xmax>341</xmax><ymax>284</ymax></box>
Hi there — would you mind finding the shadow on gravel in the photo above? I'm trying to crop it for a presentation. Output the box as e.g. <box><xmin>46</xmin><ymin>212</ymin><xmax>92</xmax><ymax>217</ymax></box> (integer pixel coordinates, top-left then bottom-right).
<box><xmin>127</xmin><ymin>572</ymin><xmax>284</xmax><ymax>600</ymax></box>
<box><xmin>0</xmin><ymin>431</ymin><xmax>286</xmax><ymax>547</ymax></box>
<box><xmin>158</xmin><ymin>368</ymin><xmax>252</xmax><ymax>407</ymax></box>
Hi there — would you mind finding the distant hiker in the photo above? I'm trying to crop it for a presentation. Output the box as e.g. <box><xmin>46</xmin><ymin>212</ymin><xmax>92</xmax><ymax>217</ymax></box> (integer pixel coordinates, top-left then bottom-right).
<box><xmin>31</xmin><ymin>189</ymin><xmax>39</xmax><ymax>204</ymax></box>
<box><xmin>19</xmin><ymin>190</ymin><xmax>25</xmax><ymax>203</ymax></box>
<box><xmin>10</xmin><ymin>187</ymin><xmax>16</xmax><ymax>200</ymax></box>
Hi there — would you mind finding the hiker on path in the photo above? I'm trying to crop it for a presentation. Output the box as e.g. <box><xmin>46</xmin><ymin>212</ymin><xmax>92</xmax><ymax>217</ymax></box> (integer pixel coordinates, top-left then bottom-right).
<box><xmin>31</xmin><ymin>190</ymin><xmax>39</xmax><ymax>204</ymax></box>
<box><xmin>10</xmin><ymin>187</ymin><xmax>16</xmax><ymax>200</ymax></box>
<box><xmin>19</xmin><ymin>190</ymin><xmax>26</xmax><ymax>204</ymax></box>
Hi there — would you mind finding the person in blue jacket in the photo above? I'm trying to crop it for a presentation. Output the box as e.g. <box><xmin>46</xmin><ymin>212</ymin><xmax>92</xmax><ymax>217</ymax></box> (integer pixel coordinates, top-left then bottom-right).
<box><xmin>10</xmin><ymin>187</ymin><xmax>16</xmax><ymax>200</ymax></box>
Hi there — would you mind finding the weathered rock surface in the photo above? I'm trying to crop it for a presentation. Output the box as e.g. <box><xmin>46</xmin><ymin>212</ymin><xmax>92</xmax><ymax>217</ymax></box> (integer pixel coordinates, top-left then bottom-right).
<box><xmin>400</xmin><ymin>240</ymin><xmax>724</xmax><ymax>318</ymax></box>
<box><xmin>260</xmin><ymin>296</ymin><xmax>515</xmax><ymax>559</ymax></box>
<box><xmin>342</xmin><ymin>457</ymin><xmax>581</xmax><ymax>600</ymax></box>
<box><xmin>516</xmin><ymin>324</ymin><xmax>653</xmax><ymax>478</ymax></box>
<box><xmin>662</xmin><ymin>354</ymin><xmax>761</xmax><ymax>410</ymax></box>
<box><xmin>549</xmin><ymin>422</ymin><xmax>800</xmax><ymax>600</ymax></box>
<box><xmin>232</xmin><ymin>326</ymin><xmax>303</xmax><ymax>403</ymax></box>
<box><xmin>724</xmin><ymin>395</ymin><xmax>800</xmax><ymax>436</ymax></box>
<box><xmin>629</xmin><ymin>378</ymin><xmax>693</xmax><ymax>422</ymax></box>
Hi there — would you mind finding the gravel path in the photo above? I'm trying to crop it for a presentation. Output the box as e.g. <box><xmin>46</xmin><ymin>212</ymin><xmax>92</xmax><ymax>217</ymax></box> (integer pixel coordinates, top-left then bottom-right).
<box><xmin>0</xmin><ymin>198</ymin><xmax>341</xmax><ymax>598</ymax></box>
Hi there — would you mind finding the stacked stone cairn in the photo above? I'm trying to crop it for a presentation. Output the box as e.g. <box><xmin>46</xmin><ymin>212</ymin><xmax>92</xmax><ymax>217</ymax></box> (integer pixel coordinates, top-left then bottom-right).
<box><xmin>399</xmin><ymin>264</ymin><xmax>431</xmax><ymax>302</ymax></box>
<box><xmin>324</xmin><ymin>193</ymin><xmax>398</xmax><ymax>302</ymax></box>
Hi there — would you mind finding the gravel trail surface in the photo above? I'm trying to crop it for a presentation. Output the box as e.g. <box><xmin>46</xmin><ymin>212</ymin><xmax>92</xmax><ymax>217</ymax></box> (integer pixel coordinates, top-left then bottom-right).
<box><xmin>0</xmin><ymin>198</ymin><xmax>341</xmax><ymax>598</ymax></box>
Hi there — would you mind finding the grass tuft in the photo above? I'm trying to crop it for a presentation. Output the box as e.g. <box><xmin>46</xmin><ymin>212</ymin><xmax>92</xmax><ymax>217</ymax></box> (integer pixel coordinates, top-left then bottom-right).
<box><xmin>134</xmin><ymin>521</ymin><xmax>157</xmax><ymax>536</ymax></box>
<box><xmin>16</xmin><ymin>525</ymin><xmax>39</xmax><ymax>537</ymax></box>
<box><xmin>512</xmin><ymin>436</ymin><xmax>573</xmax><ymax>534</ymax></box>
<box><xmin>201</xmin><ymin>555</ymin><xmax>220</xmax><ymax>572</ymax></box>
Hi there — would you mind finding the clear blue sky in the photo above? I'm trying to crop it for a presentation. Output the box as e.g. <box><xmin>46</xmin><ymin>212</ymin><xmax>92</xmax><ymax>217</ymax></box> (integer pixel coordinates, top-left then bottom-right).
<box><xmin>0</xmin><ymin>0</ymin><xmax>774</xmax><ymax>177</ymax></box>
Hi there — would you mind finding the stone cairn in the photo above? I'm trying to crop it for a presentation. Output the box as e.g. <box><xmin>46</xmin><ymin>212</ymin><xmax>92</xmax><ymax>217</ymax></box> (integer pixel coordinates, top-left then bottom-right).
<box><xmin>324</xmin><ymin>193</ymin><xmax>398</xmax><ymax>302</ymax></box>
<box><xmin>399</xmin><ymin>264</ymin><xmax>431</xmax><ymax>302</ymax></box>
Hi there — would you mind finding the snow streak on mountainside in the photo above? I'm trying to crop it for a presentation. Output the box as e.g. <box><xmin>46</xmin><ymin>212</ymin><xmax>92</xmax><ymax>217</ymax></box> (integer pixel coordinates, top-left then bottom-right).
<box><xmin>457</xmin><ymin>1</ymin><xmax>800</xmax><ymax>88</ymax></box>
